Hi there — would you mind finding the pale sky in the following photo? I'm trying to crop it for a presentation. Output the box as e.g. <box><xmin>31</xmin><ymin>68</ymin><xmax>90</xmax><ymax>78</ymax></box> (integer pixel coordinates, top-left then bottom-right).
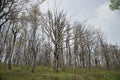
<box><xmin>40</xmin><ymin>0</ymin><xmax>120</xmax><ymax>45</ymax></box>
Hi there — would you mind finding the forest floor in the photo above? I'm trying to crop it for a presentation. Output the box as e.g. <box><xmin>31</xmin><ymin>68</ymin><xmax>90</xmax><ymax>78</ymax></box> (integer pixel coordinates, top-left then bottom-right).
<box><xmin>0</xmin><ymin>64</ymin><xmax>120</xmax><ymax>80</ymax></box>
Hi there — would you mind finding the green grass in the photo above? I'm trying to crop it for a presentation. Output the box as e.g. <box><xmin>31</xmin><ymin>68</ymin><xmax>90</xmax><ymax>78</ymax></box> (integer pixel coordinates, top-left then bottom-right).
<box><xmin>0</xmin><ymin>64</ymin><xmax>120</xmax><ymax>80</ymax></box>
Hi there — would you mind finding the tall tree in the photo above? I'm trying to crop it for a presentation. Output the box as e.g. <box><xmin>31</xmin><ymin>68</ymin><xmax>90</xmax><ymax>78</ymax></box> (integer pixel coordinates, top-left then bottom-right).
<box><xmin>28</xmin><ymin>4</ymin><xmax>42</xmax><ymax>73</ymax></box>
<box><xmin>43</xmin><ymin>9</ymin><xmax>67</xmax><ymax>72</ymax></box>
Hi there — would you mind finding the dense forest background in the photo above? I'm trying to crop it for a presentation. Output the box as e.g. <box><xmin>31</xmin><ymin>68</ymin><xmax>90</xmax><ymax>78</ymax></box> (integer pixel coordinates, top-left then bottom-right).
<box><xmin>0</xmin><ymin>0</ymin><xmax>120</xmax><ymax>78</ymax></box>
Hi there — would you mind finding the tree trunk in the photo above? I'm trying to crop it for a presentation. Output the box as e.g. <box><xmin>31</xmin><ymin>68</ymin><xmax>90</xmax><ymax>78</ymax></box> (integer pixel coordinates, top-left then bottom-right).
<box><xmin>53</xmin><ymin>45</ymin><xmax>59</xmax><ymax>72</ymax></box>
<box><xmin>31</xmin><ymin>54</ymin><xmax>36</xmax><ymax>73</ymax></box>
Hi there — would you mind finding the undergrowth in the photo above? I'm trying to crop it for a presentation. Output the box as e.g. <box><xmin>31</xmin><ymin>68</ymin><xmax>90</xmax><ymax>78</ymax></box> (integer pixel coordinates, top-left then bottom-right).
<box><xmin>0</xmin><ymin>64</ymin><xmax>120</xmax><ymax>80</ymax></box>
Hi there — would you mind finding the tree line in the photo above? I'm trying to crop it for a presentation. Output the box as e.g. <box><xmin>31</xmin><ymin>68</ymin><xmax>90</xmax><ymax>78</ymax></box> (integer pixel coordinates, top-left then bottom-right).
<box><xmin>0</xmin><ymin>0</ymin><xmax>120</xmax><ymax>73</ymax></box>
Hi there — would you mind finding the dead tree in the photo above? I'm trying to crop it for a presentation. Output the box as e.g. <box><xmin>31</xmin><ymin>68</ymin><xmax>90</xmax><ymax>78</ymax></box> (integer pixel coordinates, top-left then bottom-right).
<box><xmin>27</xmin><ymin>4</ymin><xmax>42</xmax><ymax>73</ymax></box>
<box><xmin>43</xmin><ymin>9</ymin><xmax>67</xmax><ymax>72</ymax></box>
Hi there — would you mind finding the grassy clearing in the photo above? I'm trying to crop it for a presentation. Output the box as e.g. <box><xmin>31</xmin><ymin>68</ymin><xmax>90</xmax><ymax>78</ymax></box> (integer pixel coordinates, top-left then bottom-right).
<box><xmin>0</xmin><ymin>64</ymin><xmax>120</xmax><ymax>80</ymax></box>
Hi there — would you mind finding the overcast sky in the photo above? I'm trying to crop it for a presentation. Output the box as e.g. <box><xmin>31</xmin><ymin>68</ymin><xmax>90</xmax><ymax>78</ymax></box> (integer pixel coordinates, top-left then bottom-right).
<box><xmin>40</xmin><ymin>0</ymin><xmax>120</xmax><ymax>45</ymax></box>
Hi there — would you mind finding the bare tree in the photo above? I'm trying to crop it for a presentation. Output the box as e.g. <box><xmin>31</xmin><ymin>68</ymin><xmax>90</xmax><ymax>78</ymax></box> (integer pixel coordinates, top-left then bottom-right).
<box><xmin>43</xmin><ymin>9</ymin><xmax>67</xmax><ymax>72</ymax></box>
<box><xmin>27</xmin><ymin>4</ymin><xmax>42</xmax><ymax>73</ymax></box>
